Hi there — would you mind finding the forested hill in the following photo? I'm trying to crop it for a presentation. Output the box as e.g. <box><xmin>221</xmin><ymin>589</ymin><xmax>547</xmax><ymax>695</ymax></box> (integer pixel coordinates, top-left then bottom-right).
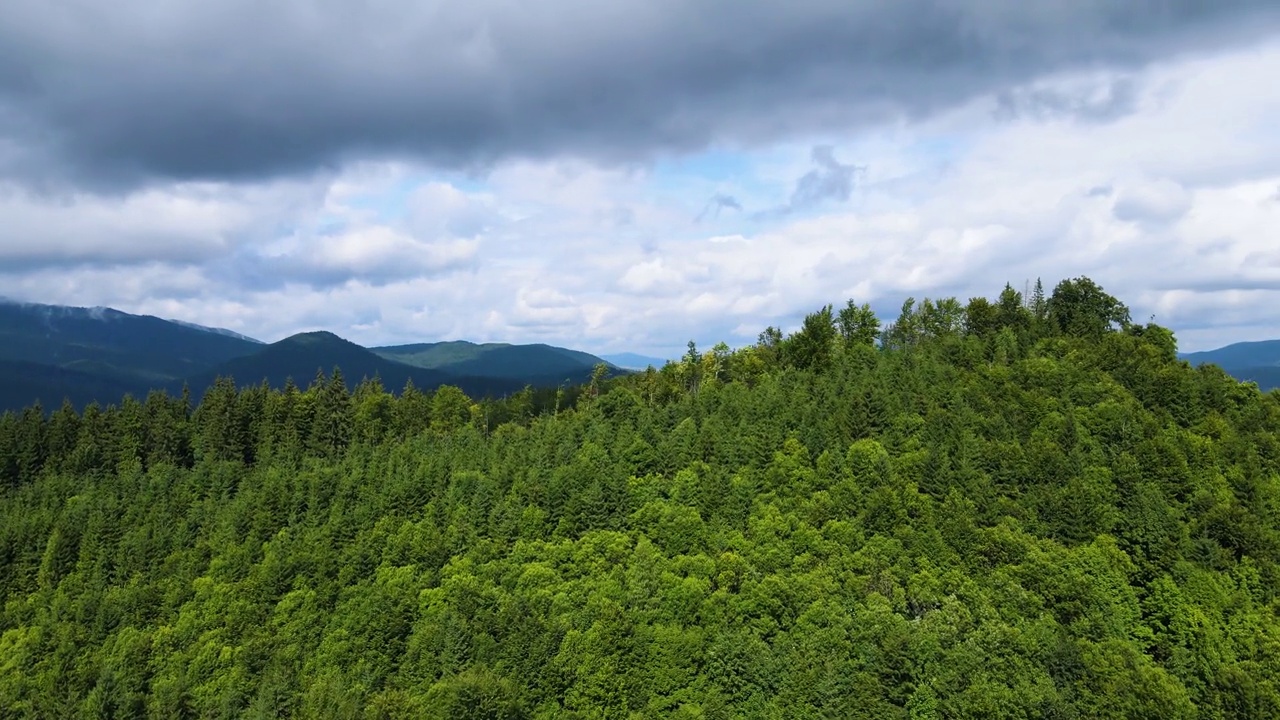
<box><xmin>2</xmin><ymin>277</ymin><xmax>1280</xmax><ymax>717</ymax></box>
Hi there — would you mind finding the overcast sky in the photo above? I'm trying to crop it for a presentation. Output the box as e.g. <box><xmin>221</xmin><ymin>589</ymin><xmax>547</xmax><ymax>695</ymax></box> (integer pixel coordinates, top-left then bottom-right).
<box><xmin>2</xmin><ymin>1</ymin><xmax>1280</xmax><ymax>355</ymax></box>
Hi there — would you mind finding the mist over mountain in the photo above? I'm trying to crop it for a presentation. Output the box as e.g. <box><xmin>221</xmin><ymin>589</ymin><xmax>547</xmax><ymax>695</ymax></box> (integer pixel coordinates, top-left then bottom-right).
<box><xmin>0</xmin><ymin>299</ymin><xmax>262</xmax><ymax>385</ymax></box>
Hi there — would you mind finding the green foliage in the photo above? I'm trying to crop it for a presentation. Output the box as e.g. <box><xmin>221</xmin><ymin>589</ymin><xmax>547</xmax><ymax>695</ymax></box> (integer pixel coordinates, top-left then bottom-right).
<box><xmin>837</xmin><ymin>300</ymin><xmax>881</xmax><ymax>348</ymax></box>
<box><xmin>1049</xmin><ymin>277</ymin><xmax>1132</xmax><ymax>338</ymax></box>
<box><xmin>2</xmin><ymin>277</ymin><xmax>1279</xmax><ymax>717</ymax></box>
<box><xmin>786</xmin><ymin>305</ymin><xmax>838</xmax><ymax>371</ymax></box>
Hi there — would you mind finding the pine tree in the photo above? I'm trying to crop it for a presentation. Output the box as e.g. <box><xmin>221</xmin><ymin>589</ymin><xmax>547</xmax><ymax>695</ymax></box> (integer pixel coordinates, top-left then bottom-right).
<box><xmin>309</xmin><ymin>368</ymin><xmax>352</xmax><ymax>458</ymax></box>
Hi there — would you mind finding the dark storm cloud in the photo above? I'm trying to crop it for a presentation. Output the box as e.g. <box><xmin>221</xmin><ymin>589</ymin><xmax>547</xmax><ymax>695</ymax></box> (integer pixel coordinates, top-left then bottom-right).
<box><xmin>994</xmin><ymin>77</ymin><xmax>1141</xmax><ymax>124</ymax></box>
<box><xmin>2</xmin><ymin>0</ymin><xmax>1279</xmax><ymax>187</ymax></box>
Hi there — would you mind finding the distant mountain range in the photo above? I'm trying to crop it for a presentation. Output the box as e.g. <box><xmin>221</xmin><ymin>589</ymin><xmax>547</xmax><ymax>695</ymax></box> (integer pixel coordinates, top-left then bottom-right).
<box><xmin>375</xmin><ymin>341</ymin><xmax>612</xmax><ymax>387</ymax></box>
<box><xmin>0</xmin><ymin>299</ymin><xmax>623</xmax><ymax>412</ymax></box>
<box><xmin>1180</xmin><ymin>339</ymin><xmax>1280</xmax><ymax>391</ymax></box>
<box><xmin>599</xmin><ymin>352</ymin><xmax>671</xmax><ymax>370</ymax></box>
<box><xmin>4</xmin><ymin>296</ymin><xmax>1276</xmax><ymax>410</ymax></box>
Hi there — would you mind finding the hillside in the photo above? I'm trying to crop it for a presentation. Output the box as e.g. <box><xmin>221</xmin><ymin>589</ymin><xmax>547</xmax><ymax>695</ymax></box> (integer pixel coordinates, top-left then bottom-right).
<box><xmin>1180</xmin><ymin>338</ymin><xmax>1280</xmax><ymax>370</ymax></box>
<box><xmin>372</xmin><ymin>340</ymin><xmax>514</xmax><ymax>367</ymax></box>
<box><xmin>375</xmin><ymin>340</ymin><xmax>616</xmax><ymax>386</ymax></box>
<box><xmin>600</xmin><ymin>351</ymin><xmax>671</xmax><ymax>370</ymax></box>
<box><xmin>0</xmin><ymin>359</ymin><xmax>140</xmax><ymax>413</ymax></box>
<box><xmin>1181</xmin><ymin>339</ymin><xmax>1280</xmax><ymax>391</ymax></box>
<box><xmin>1234</xmin><ymin>365</ymin><xmax>1280</xmax><ymax>391</ymax></box>
<box><xmin>0</xmin><ymin>299</ymin><xmax>262</xmax><ymax>385</ymax></box>
<box><xmin>2</xmin><ymin>277</ymin><xmax>1278</xmax><ymax>716</ymax></box>
<box><xmin>0</xmin><ymin>300</ymin><xmax>620</xmax><ymax>411</ymax></box>
<box><xmin>182</xmin><ymin>331</ymin><xmax>526</xmax><ymax>399</ymax></box>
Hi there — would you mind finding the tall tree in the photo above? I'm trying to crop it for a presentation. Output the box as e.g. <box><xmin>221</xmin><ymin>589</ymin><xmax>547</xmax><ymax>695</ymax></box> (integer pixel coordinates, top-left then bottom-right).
<box><xmin>1048</xmin><ymin>276</ymin><xmax>1131</xmax><ymax>338</ymax></box>
<box><xmin>837</xmin><ymin>300</ymin><xmax>881</xmax><ymax>348</ymax></box>
<box><xmin>309</xmin><ymin>368</ymin><xmax>352</xmax><ymax>458</ymax></box>
<box><xmin>787</xmin><ymin>304</ymin><xmax>837</xmax><ymax>370</ymax></box>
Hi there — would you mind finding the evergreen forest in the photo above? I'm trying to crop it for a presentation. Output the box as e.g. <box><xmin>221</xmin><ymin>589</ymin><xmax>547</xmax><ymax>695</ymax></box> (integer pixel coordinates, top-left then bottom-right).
<box><xmin>2</xmin><ymin>277</ymin><xmax>1279</xmax><ymax>719</ymax></box>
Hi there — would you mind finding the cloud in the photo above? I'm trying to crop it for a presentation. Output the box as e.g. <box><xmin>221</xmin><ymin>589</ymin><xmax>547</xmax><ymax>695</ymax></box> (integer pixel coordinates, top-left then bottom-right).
<box><xmin>507</xmin><ymin>287</ymin><xmax>584</xmax><ymax>329</ymax></box>
<box><xmin>242</xmin><ymin>228</ymin><xmax>480</xmax><ymax>290</ymax></box>
<box><xmin>994</xmin><ymin>76</ymin><xmax>1141</xmax><ymax>124</ymax></box>
<box><xmin>2</xmin><ymin>1</ymin><xmax>1279</xmax><ymax>187</ymax></box>
<box><xmin>1</xmin><ymin>12</ymin><xmax>1279</xmax><ymax>359</ymax></box>
<box><xmin>617</xmin><ymin>257</ymin><xmax>714</xmax><ymax>296</ymax></box>
<box><xmin>0</xmin><ymin>178</ymin><xmax>319</xmax><ymax>269</ymax></box>
<box><xmin>407</xmin><ymin>182</ymin><xmax>498</xmax><ymax>239</ymax></box>
<box><xmin>695</xmin><ymin>193</ymin><xmax>743</xmax><ymax>221</ymax></box>
<box><xmin>789</xmin><ymin>145</ymin><xmax>862</xmax><ymax>210</ymax></box>
<box><xmin>1112</xmin><ymin>178</ymin><xmax>1193</xmax><ymax>225</ymax></box>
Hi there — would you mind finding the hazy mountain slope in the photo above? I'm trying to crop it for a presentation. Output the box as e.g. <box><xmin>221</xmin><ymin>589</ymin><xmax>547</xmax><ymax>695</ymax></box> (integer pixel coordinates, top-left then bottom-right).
<box><xmin>1181</xmin><ymin>339</ymin><xmax>1280</xmax><ymax>390</ymax></box>
<box><xmin>166</xmin><ymin>318</ymin><xmax>263</xmax><ymax>344</ymax></box>
<box><xmin>376</xmin><ymin>340</ymin><xmax>616</xmax><ymax>385</ymax></box>
<box><xmin>600</xmin><ymin>352</ymin><xmax>670</xmax><ymax>370</ymax></box>
<box><xmin>1180</xmin><ymin>339</ymin><xmax>1280</xmax><ymax>371</ymax></box>
<box><xmin>373</xmin><ymin>341</ymin><xmax>509</xmax><ymax>367</ymax></box>
<box><xmin>0</xmin><ymin>299</ymin><xmax>625</xmax><ymax>411</ymax></box>
<box><xmin>1233</xmin><ymin>365</ymin><xmax>1280</xmax><ymax>391</ymax></box>
<box><xmin>0</xmin><ymin>300</ymin><xmax>262</xmax><ymax>383</ymax></box>
<box><xmin>0</xmin><ymin>359</ymin><xmax>142</xmax><ymax>412</ymax></box>
<box><xmin>181</xmin><ymin>332</ymin><xmax>525</xmax><ymax>398</ymax></box>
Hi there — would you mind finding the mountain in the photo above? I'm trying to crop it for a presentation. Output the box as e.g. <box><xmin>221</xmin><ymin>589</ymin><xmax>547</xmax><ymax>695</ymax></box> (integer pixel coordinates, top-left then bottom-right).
<box><xmin>182</xmin><ymin>331</ymin><xmax>526</xmax><ymax>399</ymax></box>
<box><xmin>600</xmin><ymin>352</ymin><xmax>671</xmax><ymax>370</ymax></box>
<box><xmin>372</xmin><ymin>340</ymin><xmax>513</xmax><ymax>367</ymax></box>
<box><xmin>1180</xmin><ymin>339</ymin><xmax>1280</xmax><ymax>370</ymax></box>
<box><xmin>167</xmin><ymin>318</ymin><xmax>263</xmax><ymax>344</ymax></box>
<box><xmin>1180</xmin><ymin>339</ymin><xmax>1280</xmax><ymax>390</ymax></box>
<box><xmin>0</xmin><ymin>298</ymin><xmax>627</xmax><ymax>411</ymax></box>
<box><xmin>0</xmin><ymin>359</ymin><xmax>139</xmax><ymax>413</ymax></box>
<box><xmin>375</xmin><ymin>340</ymin><xmax>619</xmax><ymax>386</ymax></box>
<box><xmin>0</xmin><ymin>299</ymin><xmax>262</xmax><ymax>385</ymax></box>
<box><xmin>1232</xmin><ymin>366</ymin><xmax>1280</xmax><ymax>391</ymax></box>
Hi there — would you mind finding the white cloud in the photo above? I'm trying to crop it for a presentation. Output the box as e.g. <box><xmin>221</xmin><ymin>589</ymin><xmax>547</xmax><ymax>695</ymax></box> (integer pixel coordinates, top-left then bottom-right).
<box><xmin>1112</xmin><ymin>178</ymin><xmax>1193</xmax><ymax>225</ymax></box>
<box><xmin>292</xmin><ymin>226</ymin><xmax>478</xmax><ymax>279</ymax></box>
<box><xmin>0</xmin><ymin>181</ymin><xmax>278</xmax><ymax>266</ymax></box>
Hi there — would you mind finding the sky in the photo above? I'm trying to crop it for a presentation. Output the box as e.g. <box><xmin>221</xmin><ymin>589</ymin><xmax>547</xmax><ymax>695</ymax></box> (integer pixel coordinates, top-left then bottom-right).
<box><xmin>2</xmin><ymin>1</ymin><xmax>1280</xmax><ymax>357</ymax></box>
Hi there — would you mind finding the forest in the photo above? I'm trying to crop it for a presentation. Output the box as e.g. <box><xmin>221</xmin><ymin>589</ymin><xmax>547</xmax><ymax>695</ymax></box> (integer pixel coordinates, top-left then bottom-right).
<box><xmin>1</xmin><ymin>277</ymin><xmax>1278</xmax><ymax>718</ymax></box>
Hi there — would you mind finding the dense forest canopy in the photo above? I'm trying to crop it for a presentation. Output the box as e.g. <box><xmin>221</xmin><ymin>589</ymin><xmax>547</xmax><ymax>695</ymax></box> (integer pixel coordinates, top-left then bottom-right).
<box><xmin>2</xmin><ymin>277</ymin><xmax>1279</xmax><ymax>718</ymax></box>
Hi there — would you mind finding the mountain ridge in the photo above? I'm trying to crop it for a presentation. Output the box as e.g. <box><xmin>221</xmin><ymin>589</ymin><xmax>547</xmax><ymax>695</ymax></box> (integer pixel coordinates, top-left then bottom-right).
<box><xmin>0</xmin><ymin>301</ymin><xmax>626</xmax><ymax>410</ymax></box>
<box><xmin>176</xmin><ymin>331</ymin><xmax>531</xmax><ymax>400</ymax></box>
<box><xmin>600</xmin><ymin>352</ymin><xmax>671</xmax><ymax>370</ymax></box>
<box><xmin>1180</xmin><ymin>338</ymin><xmax>1280</xmax><ymax>390</ymax></box>
<box><xmin>375</xmin><ymin>340</ymin><xmax>619</xmax><ymax>387</ymax></box>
